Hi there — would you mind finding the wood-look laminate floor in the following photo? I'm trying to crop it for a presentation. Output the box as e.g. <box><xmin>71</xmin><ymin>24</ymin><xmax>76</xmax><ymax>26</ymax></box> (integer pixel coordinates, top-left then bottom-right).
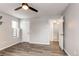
<box><xmin>0</xmin><ymin>41</ymin><xmax>67</xmax><ymax>56</ymax></box>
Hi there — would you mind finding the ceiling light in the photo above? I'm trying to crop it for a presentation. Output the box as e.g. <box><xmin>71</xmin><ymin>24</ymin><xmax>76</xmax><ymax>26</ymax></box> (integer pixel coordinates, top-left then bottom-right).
<box><xmin>22</xmin><ymin>5</ymin><xmax>28</xmax><ymax>10</ymax></box>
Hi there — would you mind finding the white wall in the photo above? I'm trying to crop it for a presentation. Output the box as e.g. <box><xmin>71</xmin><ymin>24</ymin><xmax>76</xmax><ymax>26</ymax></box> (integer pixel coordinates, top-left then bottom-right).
<box><xmin>30</xmin><ymin>17</ymin><xmax>50</xmax><ymax>45</ymax></box>
<box><xmin>64</xmin><ymin>4</ymin><xmax>79</xmax><ymax>56</ymax></box>
<box><xmin>53</xmin><ymin>23</ymin><xmax>59</xmax><ymax>41</ymax></box>
<box><xmin>20</xmin><ymin>19</ymin><xmax>30</xmax><ymax>42</ymax></box>
<box><xmin>0</xmin><ymin>12</ymin><xmax>21</xmax><ymax>50</ymax></box>
<box><xmin>20</xmin><ymin>17</ymin><xmax>51</xmax><ymax>45</ymax></box>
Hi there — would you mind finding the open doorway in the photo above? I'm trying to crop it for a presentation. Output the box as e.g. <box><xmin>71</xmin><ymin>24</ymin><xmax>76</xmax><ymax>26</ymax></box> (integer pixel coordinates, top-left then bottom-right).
<box><xmin>49</xmin><ymin>17</ymin><xmax>65</xmax><ymax>54</ymax></box>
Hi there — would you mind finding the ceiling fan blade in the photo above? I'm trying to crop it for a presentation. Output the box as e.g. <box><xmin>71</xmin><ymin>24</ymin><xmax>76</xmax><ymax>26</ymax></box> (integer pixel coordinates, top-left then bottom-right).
<box><xmin>22</xmin><ymin>3</ymin><xmax>28</xmax><ymax>6</ymax></box>
<box><xmin>28</xmin><ymin>6</ymin><xmax>38</xmax><ymax>12</ymax></box>
<box><xmin>15</xmin><ymin>6</ymin><xmax>22</xmax><ymax>11</ymax></box>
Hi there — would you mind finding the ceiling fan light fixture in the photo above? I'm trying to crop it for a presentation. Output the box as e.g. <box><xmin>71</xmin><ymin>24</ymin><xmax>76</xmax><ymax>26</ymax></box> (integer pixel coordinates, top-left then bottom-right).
<box><xmin>22</xmin><ymin>5</ymin><xmax>28</xmax><ymax>10</ymax></box>
<box><xmin>14</xmin><ymin>3</ymin><xmax>38</xmax><ymax>12</ymax></box>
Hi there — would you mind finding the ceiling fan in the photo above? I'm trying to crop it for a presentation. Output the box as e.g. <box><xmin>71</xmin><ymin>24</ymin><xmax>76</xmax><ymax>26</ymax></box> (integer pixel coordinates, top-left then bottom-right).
<box><xmin>14</xmin><ymin>3</ymin><xmax>38</xmax><ymax>12</ymax></box>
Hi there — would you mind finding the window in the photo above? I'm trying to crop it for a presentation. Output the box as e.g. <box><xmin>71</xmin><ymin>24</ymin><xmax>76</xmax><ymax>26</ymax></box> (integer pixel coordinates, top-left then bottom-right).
<box><xmin>12</xmin><ymin>20</ymin><xmax>18</xmax><ymax>29</ymax></box>
<box><xmin>12</xmin><ymin>20</ymin><xmax>19</xmax><ymax>38</ymax></box>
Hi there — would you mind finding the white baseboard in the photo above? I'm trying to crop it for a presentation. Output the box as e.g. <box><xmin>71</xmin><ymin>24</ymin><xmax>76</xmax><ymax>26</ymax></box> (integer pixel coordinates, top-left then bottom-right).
<box><xmin>64</xmin><ymin>49</ymin><xmax>71</xmax><ymax>56</ymax></box>
<box><xmin>29</xmin><ymin>41</ymin><xmax>50</xmax><ymax>45</ymax></box>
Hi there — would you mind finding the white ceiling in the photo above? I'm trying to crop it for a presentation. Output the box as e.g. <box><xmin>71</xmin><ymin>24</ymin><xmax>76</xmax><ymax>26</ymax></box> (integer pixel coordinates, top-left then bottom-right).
<box><xmin>0</xmin><ymin>3</ymin><xmax>69</xmax><ymax>19</ymax></box>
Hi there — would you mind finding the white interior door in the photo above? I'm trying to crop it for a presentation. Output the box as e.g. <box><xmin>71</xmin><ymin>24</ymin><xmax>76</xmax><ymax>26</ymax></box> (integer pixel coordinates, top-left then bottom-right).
<box><xmin>20</xmin><ymin>20</ymin><xmax>30</xmax><ymax>42</ymax></box>
<box><xmin>59</xmin><ymin>19</ymin><xmax>64</xmax><ymax>50</ymax></box>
